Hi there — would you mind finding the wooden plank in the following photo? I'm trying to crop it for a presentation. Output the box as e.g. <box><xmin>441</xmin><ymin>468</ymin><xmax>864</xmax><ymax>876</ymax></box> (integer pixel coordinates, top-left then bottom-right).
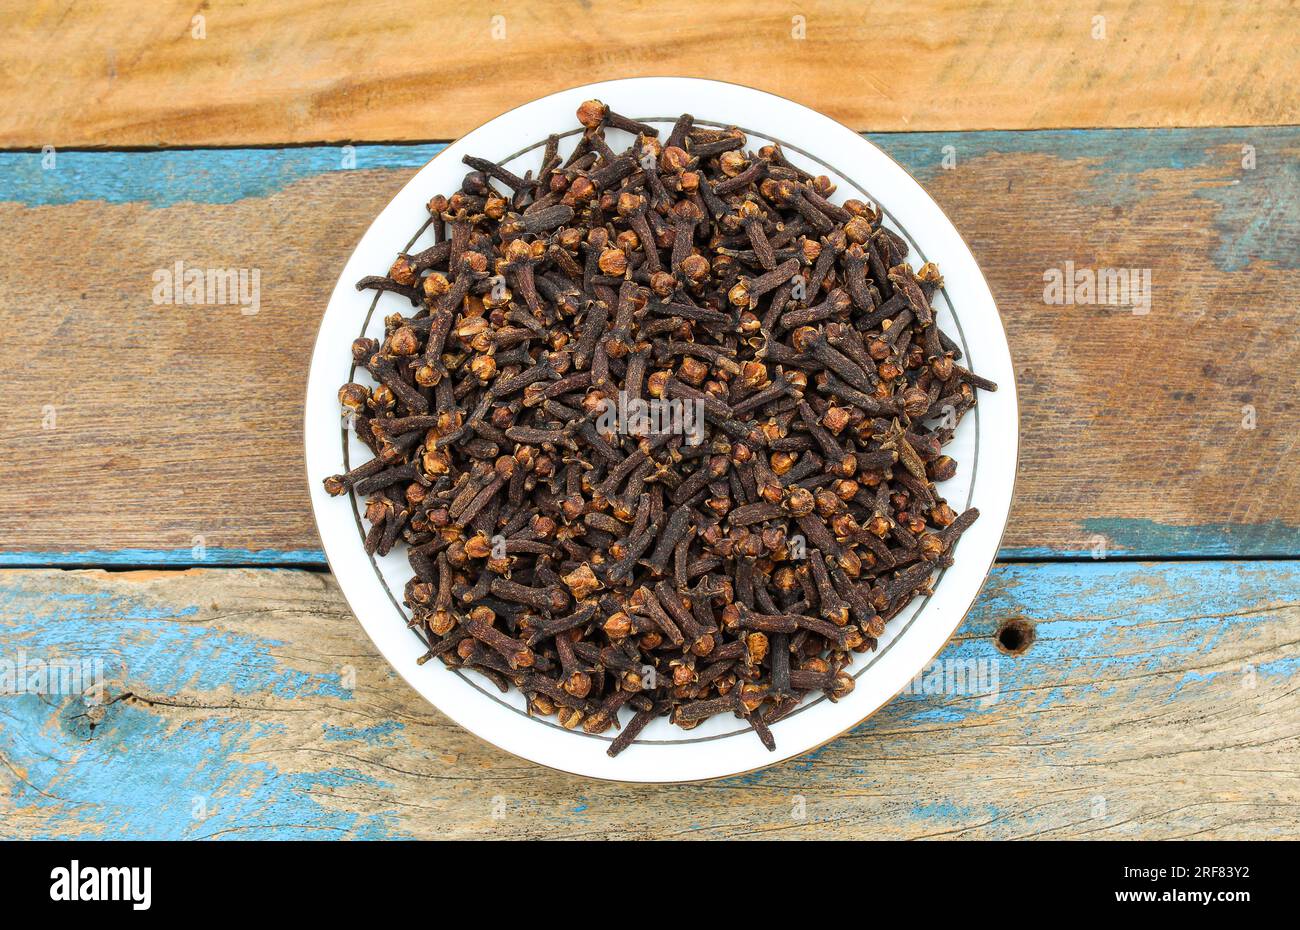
<box><xmin>2</xmin><ymin>129</ymin><xmax>1296</xmax><ymax>559</ymax></box>
<box><xmin>1</xmin><ymin>1</ymin><xmax>1296</xmax><ymax>147</ymax></box>
<box><xmin>0</xmin><ymin>561</ymin><xmax>1295</xmax><ymax>839</ymax></box>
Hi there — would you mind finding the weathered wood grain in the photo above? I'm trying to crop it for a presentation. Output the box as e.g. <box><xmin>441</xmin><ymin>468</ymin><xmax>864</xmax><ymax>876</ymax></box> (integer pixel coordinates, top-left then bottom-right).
<box><xmin>0</xmin><ymin>562</ymin><xmax>1294</xmax><ymax>839</ymax></box>
<box><xmin>1</xmin><ymin>129</ymin><xmax>1296</xmax><ymax>559</ymax></box>
<box><xmin>1</xmin><ymin>1</ymin><xmax>1296</xmax><ymax>146</ymax></box>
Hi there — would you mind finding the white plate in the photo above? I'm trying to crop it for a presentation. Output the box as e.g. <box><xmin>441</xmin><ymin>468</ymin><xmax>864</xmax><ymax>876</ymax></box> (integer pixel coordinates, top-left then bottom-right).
<box><xmin>305</xmin><ymin>77</ymin><xmax>1019</xmax><ymax>783</ymax></box>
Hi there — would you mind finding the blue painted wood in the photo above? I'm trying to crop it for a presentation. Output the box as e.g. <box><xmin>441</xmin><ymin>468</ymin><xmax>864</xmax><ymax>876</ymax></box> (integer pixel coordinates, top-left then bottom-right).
<box><xmin>0</xmin><ymin>145</ymin><xmax>446</xmax><ymax>207</ymax></box>
<box><xmin>0</xmin><ymin>560</ymin><xmax>1294</xmax><ymax>838</ymax></box>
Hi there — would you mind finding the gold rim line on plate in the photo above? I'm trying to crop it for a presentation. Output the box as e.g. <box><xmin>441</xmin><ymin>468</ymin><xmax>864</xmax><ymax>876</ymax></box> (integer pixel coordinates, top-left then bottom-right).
<box><xmin>301</xmin><ymin>76</ymin><xmax>1023</xmax><ymax>786</ymax></box>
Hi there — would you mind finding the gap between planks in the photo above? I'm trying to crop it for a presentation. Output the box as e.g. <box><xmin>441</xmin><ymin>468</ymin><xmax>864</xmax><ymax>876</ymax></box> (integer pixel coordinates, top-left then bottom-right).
<box><xmin>5</xmin><ymin>556</ymin><xmax>1300</xmax><ymax>572</ymax></box>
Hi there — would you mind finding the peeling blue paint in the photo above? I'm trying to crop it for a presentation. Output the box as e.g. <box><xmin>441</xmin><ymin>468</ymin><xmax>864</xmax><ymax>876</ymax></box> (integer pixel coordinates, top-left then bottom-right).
<box><xmin>323</xmin><ymin>721</ymin><xmax>405</xmax><ymax>745</ymax></box>
<box><xmin>1078</xmin><ymin>518</ymin><xmax>1300</xmax><ymax>559</ymax></box>
<box><xmin>880</xmin><ymin>128</ymin><xmax>1215</xmax><ymax>182</ymax></box>
<box><xmin>0</xmin><ymin>559</ymin><xmax>1294</xmax><ymax>837</ymax></box>
<box><xmin>909</xmin><ymin>800</ymin><xmax>1001</xmax><ymax>822</ymax></box>
<box><xmin>0</xmin><ymin>694</ymin><xmax>401</xmax><ymax>839</ymax></box>
<box><xmin>865</xmin><ymin>560</ymin><xmax>1300</xmax><ymax>729</ymax></box>
<box><xmin>787</xmin><ymin>742</ymin><xmax>835</xmax><ymax>771</ymax></box>
<box><xmin>0</xmin><ymin>548</ymin><xmax>328</xmax><ymax>567</ymax></box>
<box><xmin>1258</xmin><ymin>655</ymin><xmax>1300</xmax><ymax>677</ymax></box>
<box><xmin>0</xmin><ymin>145</ymin><xmax>444</xmax><ymax>208</ymax></box>
<box><xmin>0</xmin><ymin>579</ymin><xmax>349</xmax><ymax>699</ymax></box>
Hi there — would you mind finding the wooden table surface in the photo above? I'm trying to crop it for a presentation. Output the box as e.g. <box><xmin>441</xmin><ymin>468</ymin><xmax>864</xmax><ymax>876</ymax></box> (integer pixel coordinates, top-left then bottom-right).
<box><xmin>1</xmin><ymin>1</ymin><xmax>1296</xmax><ymax>839</ymax></box>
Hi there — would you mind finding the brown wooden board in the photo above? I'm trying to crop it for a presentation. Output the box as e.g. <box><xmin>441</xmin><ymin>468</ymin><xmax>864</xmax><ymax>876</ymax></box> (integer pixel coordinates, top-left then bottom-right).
<box><xmin>0</xmin><ymin>562</ymin><xmax>1294</xmax><ymax>838</ymax></box>
<box><xmin>0</xmin><ymin>128</ymin><xmax>1296</xmax><ymax>561</ymax></box>
<box><xmin>0</xmin><ymin>1</ymin><xmax>1296</xmax><ymax>147</ymax></box>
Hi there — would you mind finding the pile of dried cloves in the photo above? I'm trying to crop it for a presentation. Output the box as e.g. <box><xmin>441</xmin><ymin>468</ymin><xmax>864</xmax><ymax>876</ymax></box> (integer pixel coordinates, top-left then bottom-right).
<box><xmin>324</xmin><ymin>101</ymin><xmax>996</xmax><ymax>756</ymax></box>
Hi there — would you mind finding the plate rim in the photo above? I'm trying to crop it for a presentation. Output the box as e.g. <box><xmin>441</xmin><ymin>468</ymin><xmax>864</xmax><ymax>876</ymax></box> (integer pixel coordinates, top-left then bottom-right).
<box><xmin>303</xmin><ymin>76</ymin><xmax>1021</xmax><ymax>783</ymax></box>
